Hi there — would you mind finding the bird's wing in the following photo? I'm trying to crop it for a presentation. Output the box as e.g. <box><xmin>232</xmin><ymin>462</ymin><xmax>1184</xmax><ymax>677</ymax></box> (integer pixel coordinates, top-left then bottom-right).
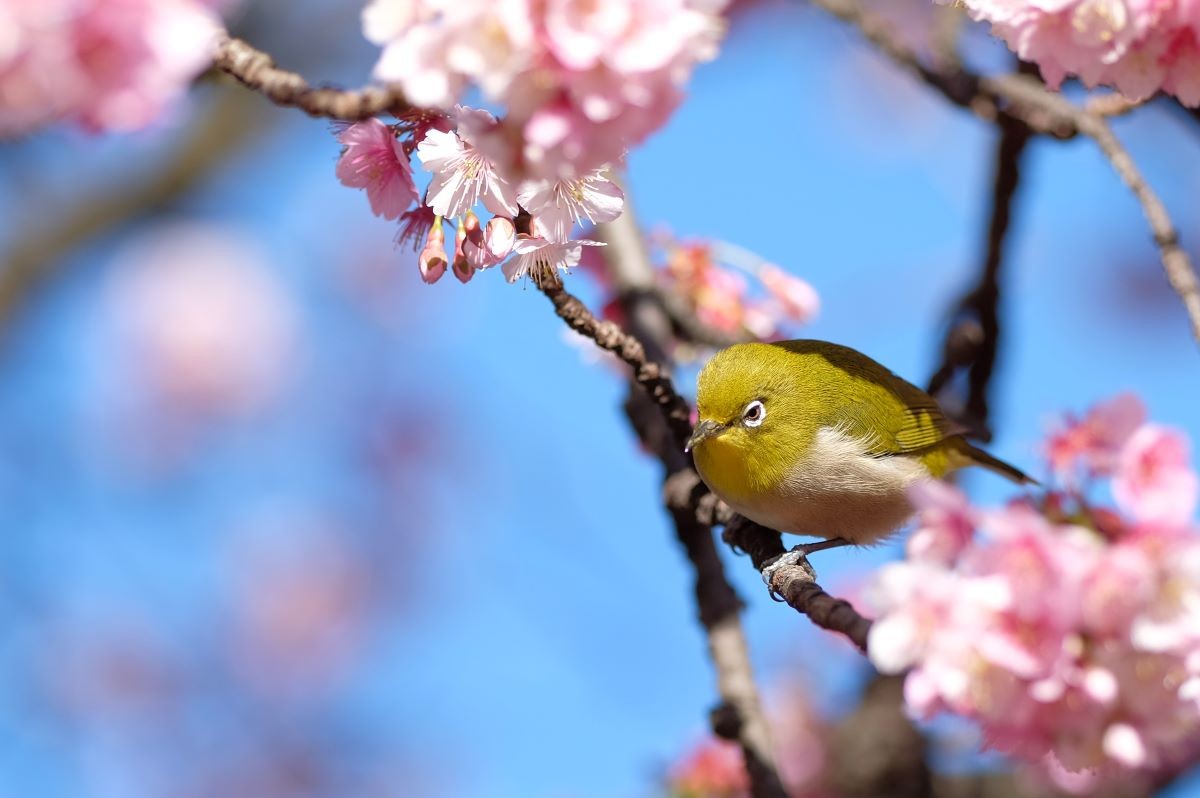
<box><xmin>841</xmin><ymin>387</ymin><xmax>967</xmax><ymax>457</ymax></box>
<box><xmin>781</xmin><ymin>340</ymin><xmax>967</xmax><ymax>457</ymax></box>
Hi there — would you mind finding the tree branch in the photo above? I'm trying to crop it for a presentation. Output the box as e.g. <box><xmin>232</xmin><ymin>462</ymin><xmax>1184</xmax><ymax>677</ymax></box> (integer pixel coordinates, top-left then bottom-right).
<box><xmin>928</xmin><ymin>111</ymin><xmax>1031</xmax><ymax>440</ymax></box>
<box><xmin>809</xmin><ymin>0</ymin><xmax>1200</xmax><ymax>348</ymax></box>
<box><xmin>211</xmin><ymin>33</ymin><xmax>412</xmax><ymax>120</ymax></box>
<box><xmin>565</xmin><ymin>201</ymin><xmax>788</xmax><ymax>798</ymax></box>
<box><xmin>719</xmin><ymin>513</ymin><xmax>872</xmax><ymax>652</ymax></box>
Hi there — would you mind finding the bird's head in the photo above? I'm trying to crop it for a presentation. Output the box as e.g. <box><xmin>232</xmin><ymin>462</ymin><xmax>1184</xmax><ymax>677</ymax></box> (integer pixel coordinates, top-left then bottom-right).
<box><xmin>686</xmin><ymin>343</ymin><xmax>797</xmax><ymax>458</ymax></box>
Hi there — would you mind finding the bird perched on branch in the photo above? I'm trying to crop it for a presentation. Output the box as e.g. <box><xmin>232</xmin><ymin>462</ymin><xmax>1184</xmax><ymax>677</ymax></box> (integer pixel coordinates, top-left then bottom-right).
<box><xmin>687</xmin><ymin>340</ymin><xmax>1032</xmax><ymax>555</ymax></box>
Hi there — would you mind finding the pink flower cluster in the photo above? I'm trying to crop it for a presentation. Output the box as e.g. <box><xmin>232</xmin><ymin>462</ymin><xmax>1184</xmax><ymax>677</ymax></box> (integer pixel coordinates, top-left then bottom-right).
<box><xmin>945</xmin><ymin>0</ymin><xmax>1200</xmax><ymax>105</ymax></box>
<box><xmin>0</xmin><ymin>0</ymin><xmax>220</xmax><ymax>135</ymax></box>
<box><xmin>653</xmin><ymin>236</ymin><xmax>819</xmax><ymax>345</ymax></box>
<box><xmin>336</xmin><ymin>110</ymin><xmax>624</xmax><ymax>286</ymax></box>
<box><xmin>362</xmin><ymin>0</ymin><xmax>727</xmax><ymax>180</ymax></box>
<box><xmin>867</xmin><ymin>395</ymin><xmax>1200</xmax><ymax>781</ymax></box>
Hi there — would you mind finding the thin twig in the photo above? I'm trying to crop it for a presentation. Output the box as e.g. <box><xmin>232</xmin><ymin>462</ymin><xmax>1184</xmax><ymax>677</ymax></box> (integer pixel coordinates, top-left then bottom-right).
<box><xmin>810</xmin><ymin>0</ymin><xmax>1200</xmax><ymax>347</ymax></box>
<box><xmin>541</xmin><ymin>282</ymin><xmax>694</xmax><ymax>450</ymax></box>
<box><xmin>928</xmin><ymin>111</ymin><xmax>1031</xmax><ymax>440</ymax></box>
<box><xmin>211</xmin><ymin>33</ymin><xmax>412</xmax><ymax>120</ymax></box>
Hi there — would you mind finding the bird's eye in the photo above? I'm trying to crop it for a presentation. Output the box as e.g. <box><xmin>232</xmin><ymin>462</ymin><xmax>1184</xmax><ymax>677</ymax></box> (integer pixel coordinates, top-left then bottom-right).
<box><xmin>742</xmin><ymin>400</ymin><xmax>766</xmax><ymax>427</ymax></box>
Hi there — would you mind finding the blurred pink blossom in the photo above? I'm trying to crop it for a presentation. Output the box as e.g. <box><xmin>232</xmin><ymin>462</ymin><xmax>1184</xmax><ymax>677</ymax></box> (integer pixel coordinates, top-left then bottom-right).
<box><xmin>0</xmin><ymin>0</ymin><xmax>219</xmax><ymax>135</ymax></box>
<box><xmin>944</xmin><ymin>0</ymin><xmax>1200</xmax><ymax>106</ymax></box>
<box><xmin>106</xmin><ymin>222</ymin><xmax>297</xmax><ymax>420</ymax></box>
<box><xmin>668</xmin><ymin>738</ymin><xmax>749</xmax><ymax>797</ymax></box>
<box><xmin>1045</xmin><ymin>392</ymin><xmax>1146</xmax><ymax>484</ymax></box>
<box><xmin>225</xmin><ymin>514</ymin><xmax>373</xmax><ymax>698</ymax></box>
<box><xmin>905</xmin><ymin>480</ymin><xmax>975</xmax><ymax>564</ymax></box>
<box><xmin>364</xmin><ymin>0</ymin><xmax>727</xmax><ymax>179</ymax></box>
<box><xmin>336</xmin><ymin>119</ymin><xmax>419</xmax><ymax>220</ymax></box>
<box><xmin>867</xmin><ymin>396</ymin><xmax>1200</xmax><ymax>780</ymax></box>
<box><xmin>653</xmin><ymin>236</ymin><xmax>819</xmax><ymax>346</ymax></box>
<box><xmin>758</xmin><ymin>265</ymin><xmax>820</xmax><ymax>325</ymax></box>
<box><xmin>1114</xmin><ymin>424</ymin><xmax>1200</xmax><ymax>524</ymax></box>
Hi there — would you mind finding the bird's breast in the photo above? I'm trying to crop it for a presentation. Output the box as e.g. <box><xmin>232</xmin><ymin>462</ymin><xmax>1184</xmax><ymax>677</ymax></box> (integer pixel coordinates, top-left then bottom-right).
<box><xmin>698</xmin><ymin>425</ymin><xmax>932</xmax><ymax>544</ymax></box>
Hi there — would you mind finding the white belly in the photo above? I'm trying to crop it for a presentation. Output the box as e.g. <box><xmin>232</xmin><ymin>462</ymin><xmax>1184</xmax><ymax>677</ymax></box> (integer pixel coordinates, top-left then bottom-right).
<box><xmin>730</xmin><ymin>425</ymin><xmax>931</xmax><ymax>545</ymax></box>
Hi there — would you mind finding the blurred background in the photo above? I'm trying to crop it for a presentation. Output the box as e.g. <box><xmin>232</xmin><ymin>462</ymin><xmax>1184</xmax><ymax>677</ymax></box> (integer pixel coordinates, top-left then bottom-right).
<box><xmin>2</xmin><ymin>1</ymin><xmax>1200</xmax><ymax>796</ymax></box>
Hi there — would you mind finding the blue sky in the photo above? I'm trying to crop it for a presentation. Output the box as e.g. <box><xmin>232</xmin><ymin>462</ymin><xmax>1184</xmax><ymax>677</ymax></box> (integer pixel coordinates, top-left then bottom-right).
<box><xmin>2</xmin><ymin>1</ymin><xmax>1200</xmax><ymax>796</ymax></box>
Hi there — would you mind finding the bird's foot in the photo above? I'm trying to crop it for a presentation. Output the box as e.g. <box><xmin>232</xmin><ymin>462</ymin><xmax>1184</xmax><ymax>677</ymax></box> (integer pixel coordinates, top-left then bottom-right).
<box><xmin>760</xmin><ymin>538</ymin><xmax>850</xmax><ymax>600</ymax></box>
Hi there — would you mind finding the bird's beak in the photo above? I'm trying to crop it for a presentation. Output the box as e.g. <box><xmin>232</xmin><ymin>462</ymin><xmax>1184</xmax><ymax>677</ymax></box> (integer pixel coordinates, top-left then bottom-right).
<box><xmin>685</xmin><ymin>419</ymin><xmax>725</xmax><ymax>453</ymax></box>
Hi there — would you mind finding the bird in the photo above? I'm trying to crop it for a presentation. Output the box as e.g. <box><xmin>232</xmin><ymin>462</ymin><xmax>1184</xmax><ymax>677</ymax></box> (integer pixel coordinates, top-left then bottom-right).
<box><xmin>686</xmin><ymin>339</ymin><xmax>1033</xmax><ymax>554</ymax></box>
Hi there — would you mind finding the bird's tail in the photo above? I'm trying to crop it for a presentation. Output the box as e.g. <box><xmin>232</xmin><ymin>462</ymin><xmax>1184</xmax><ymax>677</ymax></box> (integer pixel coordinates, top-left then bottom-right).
<box><xmin>953</xmin><ymin>439</ymin><xmax>1039</xmax><ymax>486</ymax></box>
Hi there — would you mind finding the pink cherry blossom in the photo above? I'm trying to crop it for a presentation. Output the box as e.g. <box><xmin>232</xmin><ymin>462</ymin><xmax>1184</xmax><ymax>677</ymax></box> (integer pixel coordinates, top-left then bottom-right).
<box><xmin>503</xmin><ymin>227</ymin><xmax>604</xmax><ymax>285</ymax></box>
<box><xmin>1045</xmin><ymin>392</ymin><xmax>1146</xmax><ymax>483</ymax></box>
<box><xmin>867</xmin><ymin>399</ymin><xmax>1200</xmax><ymax>780</ymax></box>
<box><xmin>363</xmin><ymin>0</ymin><xmax>728</xmax><ymax>179</ymax></box>
<box><xmin>905</xmin><ymin>480</ymin><xmax>975</xmax><ymax>564</ymax></box>
<box><xmin>944</xmin><ymin>0</ymin><xmax>1200</xmax><ymax>106</ymax></box>
<box><xmin>105</xmin><ymin>222</ymin><xmax>296</xmax><ymax>419</ymax></box>
<box><xmin>1114</xmin><ymin>424</ymin><xmax>1199</xmax><ymax>524</ymax></box>
<box><xmin>516</xmin><ymin>170</ymin><xmax>625</xmax><ymax>243</ymax></box>
<box><xmin>416</xmin><ymin>108</ymin><xmax>519</xmax><ymax>219</ymax></box>
<box><xmin>335</xmin><ymin>119</ymin><xmax>419</xmax><ymax>221</ymax></box>
<box><xmin>0</xmin><ymin>0</ymin><xmax>220</xmax><ymax>135</ymax></box>
<box><xmin>758</xmin><ymin>265</ymin><xmax>820</xmax><ymax>325</ymax></box>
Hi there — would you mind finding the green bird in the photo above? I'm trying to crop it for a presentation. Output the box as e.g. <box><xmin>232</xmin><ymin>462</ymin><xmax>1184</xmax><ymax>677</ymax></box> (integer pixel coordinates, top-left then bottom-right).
<box><xmin>686</xmin><ymin>340</ymin><xmax>1033</xmax><ymax>550</ymax></box>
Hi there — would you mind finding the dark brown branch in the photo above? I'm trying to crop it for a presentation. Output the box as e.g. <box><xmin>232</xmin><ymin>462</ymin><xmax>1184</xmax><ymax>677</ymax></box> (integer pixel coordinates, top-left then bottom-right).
<box><xmin>928</xmin><ymin>110</ymin><xmax>1031</xmax><ymax>440</ymax></box>
<box><xmin>719</xmin><ymin>514</ymin><xmax>872</xmax><ymax>652</ymax></box>
<box><xmin>810</xmin><ymin>0</ymin><xmax>1200</xmax><ymax>348</ymax></box>
<box><xmin>212</xmin><ymin>33</ymin><xmax>412</xmax><ymax>120</ymax></box>
<box><xmin>541</xmin><ymin>282</ymin><xmax>695</xmax><ymax>450</ymax></box>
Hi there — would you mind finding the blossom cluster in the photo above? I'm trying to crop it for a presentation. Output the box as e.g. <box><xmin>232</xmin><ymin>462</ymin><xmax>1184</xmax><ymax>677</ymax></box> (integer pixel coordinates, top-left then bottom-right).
<box><xmin>0</xmin><ymin>0</ymin><xmax>221</xmax><ymax>135</ymax></box>
<box><xmin>867</xmin><ymin>394</ymin><xmax>1200</xmax><ymax>784</ymax></box>
<box><xmin>944</xmin><ymin>0</ymin><xmax>1200</xmax><ymax>106</ymax></box>
<box><xmin>652</xmin><ymin>235</ymin><xmax>820</xmax><ymax>346</ymax></box>
<box><xmin>362</xmin><ymin>0</ymin><xmax>726</xmax><ymax>180</ymax></box>
<box><xmin>335</xmin><ymin>111</ymin><xmax>623</xmax><ymax>285</ymax></box>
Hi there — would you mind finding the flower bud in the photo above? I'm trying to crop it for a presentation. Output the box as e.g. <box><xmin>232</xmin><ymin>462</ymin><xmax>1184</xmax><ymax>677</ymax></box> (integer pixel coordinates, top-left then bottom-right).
<box><xmin>452</xmin><ymin>217</ymin><xmax>474</xmax><ymax>284</ymax></box>
<box><xmin>419</xmin><ymin>217</ymin><xmax>447</xmax><ymax>284</ymax></box>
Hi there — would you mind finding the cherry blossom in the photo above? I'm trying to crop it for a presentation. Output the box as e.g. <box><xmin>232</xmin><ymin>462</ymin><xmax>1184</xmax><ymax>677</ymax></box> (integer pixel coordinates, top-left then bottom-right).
<box><xmin>336</xmin><ymin>119</ymin><xmax>419</xmax><ymax>220</ymax></box>
<box><xmin>517</xmin><ymin>170</ymin><xmax>625</xmax><ymax>243</ymax></box>
<box><xmin>0</xmin><ymin>0</ymin><xmax>220</xmax><ymax>135</ymax></box>
<box><xmin>1045</xmin><ymin>392</ymin><xmax>1146</xmax><ymax>484</ymax></box>
<box><xmin>363</xmin><ymin>0</ymin><xmax>728</xmax><ymax>179</ymax></box>
<box><xmin>944</xmin><ymin>0</ymin><xmax>1200</xmax><ymax>106</ymax></box>
<box><xmin>416</xmin><ymin>108</ymin><xmax>520</xmax><ymax>218</ymax></box>
<box><xmin>867</xmin><ymin>396</ymin><xmax>1200</xmax><ymax>781</ymax></box>
<box><xmin>1114</xmin><ymin>424</ymin><xmax>1199</xmax><ymax>525</ymax></box>
<box><xmin>503</xmin><ymin>224</ymin><xmax>604</xmax><ymax>285</ymax></box>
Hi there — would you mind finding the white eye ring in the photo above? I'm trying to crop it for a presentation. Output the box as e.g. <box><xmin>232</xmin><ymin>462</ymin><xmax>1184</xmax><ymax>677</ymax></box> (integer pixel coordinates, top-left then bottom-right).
<box><xmin>742</xmin><ymin>400</ymin><xmax>766</xmax><ymax>427</ymax></box>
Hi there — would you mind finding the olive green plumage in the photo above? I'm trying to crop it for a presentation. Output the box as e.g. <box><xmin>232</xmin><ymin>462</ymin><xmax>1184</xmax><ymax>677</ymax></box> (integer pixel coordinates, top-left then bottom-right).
<box><xmin>688</xmin><ymin>340</ymin><xmax>1031</xmax><ymax>544</ymax></box>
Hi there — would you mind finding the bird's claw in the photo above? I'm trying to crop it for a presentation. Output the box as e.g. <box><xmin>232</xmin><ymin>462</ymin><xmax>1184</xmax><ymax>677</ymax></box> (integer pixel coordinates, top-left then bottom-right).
<box><xmin>761</xmin><ymin>548</ymin><xmax>815</xmax><ymax>593</ymax></box>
